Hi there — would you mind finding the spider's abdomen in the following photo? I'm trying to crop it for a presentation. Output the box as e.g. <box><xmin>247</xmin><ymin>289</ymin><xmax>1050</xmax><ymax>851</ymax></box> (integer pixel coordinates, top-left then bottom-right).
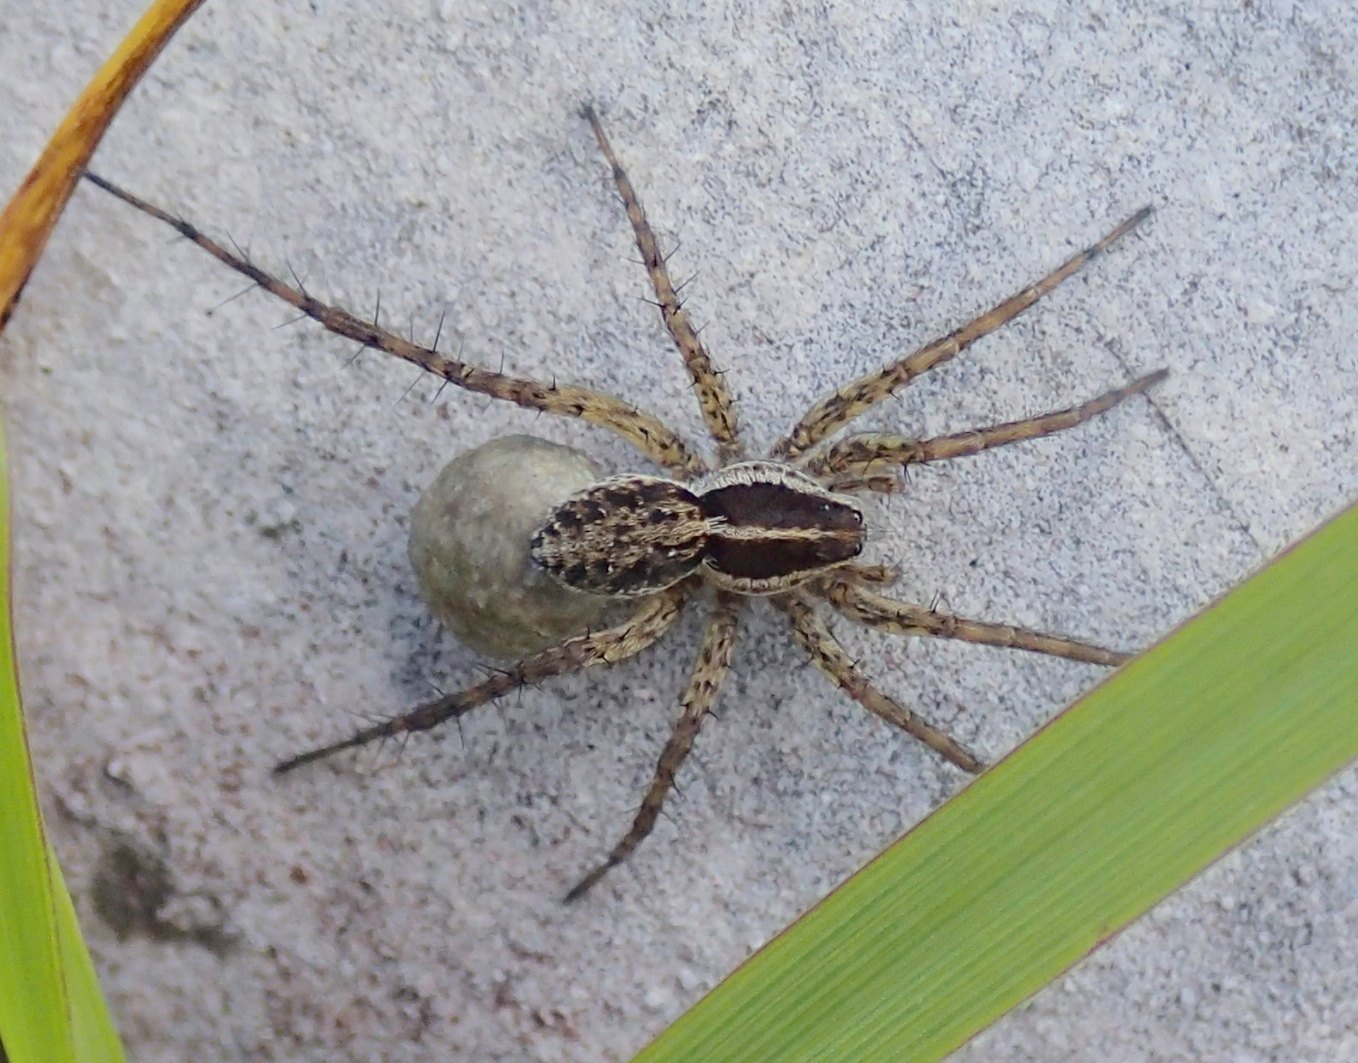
<box><xmin>698</xmin><ymin>461</ymin><xmax>865</xmax><ymax>594</ymax></box>
<box><xmin>531</xmin><ymin>475</ymin><xmax>710</xmax><ymax>597</ymax></box>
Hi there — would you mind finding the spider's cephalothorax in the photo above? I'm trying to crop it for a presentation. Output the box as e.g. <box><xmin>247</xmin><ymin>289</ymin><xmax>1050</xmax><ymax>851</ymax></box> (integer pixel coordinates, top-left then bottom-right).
<box><xmin>531</xmin><ymin>461</ymin><xmax>864</xmax><ymax>597</ymax></box>
<box><xmin>89</xmin><ymin>103</ymin><xmax>1167</xmax><ymax>902</ymax></box>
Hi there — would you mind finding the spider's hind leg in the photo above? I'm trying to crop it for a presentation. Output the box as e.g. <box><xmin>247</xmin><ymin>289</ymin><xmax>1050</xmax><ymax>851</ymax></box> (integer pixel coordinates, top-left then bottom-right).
<box><xmin>565</xmin><ymin>593</ymin><xmax>743</xmax><ymax>902</ymax></box>
<box><xmin>581</xmin><ymin>105</ymin><xmax>742</xmax><ymax>463</ymax></box>
<box><xmin>274</xmin><ymin>584</ymin><xmax>690</xmax><ymax>774</ymax></box>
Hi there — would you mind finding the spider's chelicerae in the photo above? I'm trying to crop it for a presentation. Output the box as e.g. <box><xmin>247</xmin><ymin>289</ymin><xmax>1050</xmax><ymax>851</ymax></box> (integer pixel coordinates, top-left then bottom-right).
<box><xmin>89</xmin><ymin>106</ymin><xmax>1165</xmax><ymax>901</ymax></box>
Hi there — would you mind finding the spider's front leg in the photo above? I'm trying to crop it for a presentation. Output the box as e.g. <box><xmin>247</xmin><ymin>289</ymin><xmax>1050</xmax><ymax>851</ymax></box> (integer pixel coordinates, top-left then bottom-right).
<box><xmin>274</xmin><ymin>583</ymin><xmax>690</xmax><ymax>774</ymax></box>
<box><xmin>565</xmin><ymin>593</ymin><xmax>743</xmax><ymax>902</ymax></box>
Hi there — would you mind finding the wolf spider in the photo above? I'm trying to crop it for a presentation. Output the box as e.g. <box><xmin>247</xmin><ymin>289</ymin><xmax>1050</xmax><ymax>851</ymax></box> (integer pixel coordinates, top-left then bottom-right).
<box><xmin>88</xmin><ymin>105</ymin><xmax>1164</xmax><ymax>901</ymax></box>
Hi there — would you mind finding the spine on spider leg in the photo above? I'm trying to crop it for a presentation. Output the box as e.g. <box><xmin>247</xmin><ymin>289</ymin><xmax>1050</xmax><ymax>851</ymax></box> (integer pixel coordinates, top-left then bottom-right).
<box><xmin>83</xmin><ymin>172</ymin><xmax>705</xmax><ymax>478</ymax></box>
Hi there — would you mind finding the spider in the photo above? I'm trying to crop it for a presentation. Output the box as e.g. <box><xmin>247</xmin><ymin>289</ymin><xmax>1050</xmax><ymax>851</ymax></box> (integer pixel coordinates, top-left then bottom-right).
<box><xmin>87</xmin><ymin>105</ymin><xmax>1165</xmax><ymax>901</ymax></box>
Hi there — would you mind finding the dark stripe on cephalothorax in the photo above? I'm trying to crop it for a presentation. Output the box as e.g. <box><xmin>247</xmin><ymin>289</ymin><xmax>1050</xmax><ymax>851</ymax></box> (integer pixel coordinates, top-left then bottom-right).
<box><xmin>702</xmin><ymin>480</ymin><xmax>860</xmax><ymax>532</ymax></box>
<box><xmin>700</xmin><ymin>470</ymin><xmax>864</xmax><ymax>584</ymax></box>
<box><xmin>705</xmin><ymin>527</ymin><xmax>862</xmax><ymax>581</ymax></box>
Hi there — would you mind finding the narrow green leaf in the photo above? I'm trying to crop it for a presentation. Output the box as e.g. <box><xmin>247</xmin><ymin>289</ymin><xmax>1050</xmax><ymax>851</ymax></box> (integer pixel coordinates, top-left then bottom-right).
<box><xmin>638</xmin><ymin>501</ymin><xmax>1358</xmax><ymax>1062</ymax></box>
<box><xmin>0</xmin><ymin>421</ymin><xmax>125</xmax><ymax>1061</ymax></box>
<box><xmin>1</xmin><ymin>0</ymin><xmax>206</xmax><ymax>1044</ymax></box>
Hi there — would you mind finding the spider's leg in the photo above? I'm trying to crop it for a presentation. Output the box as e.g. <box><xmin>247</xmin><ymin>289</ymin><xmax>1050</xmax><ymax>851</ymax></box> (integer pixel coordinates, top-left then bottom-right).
<box><xmin>808</xmin><ymin>370</ymin><xmax>1167</xmax><ymax>477</ymax></box>
<box><xmin>565</xmin><ymin>593</ymin><xmax>742</xmax><ymax>902</ymax></box>
<box><xmin>819</xmin><ymin>577</ymin><xmax>1129</xmax><ymax>667</ymax></box>
<box><xmin>274</xmin><ymin>585</ymin><xmax>689</xmax><ymax>774</ymax></box>
<box><xmin>581</xmin><ymin>105</ymin><xmax>742</xmax><ymax>463</ymax></box>
<box><xmin>83</xmin><ymin>172</ymin><xmax>704</xmax><ymax>478</ymax></box>
<box><xmin>778</xmin><ymin>593</ymin><xmax>983</xmax><ymax>773</ymax></box>
<box><xmin>771</xmin><ymin>207</ymin><xmax>1153</xmax><ymax>459</ymax></box>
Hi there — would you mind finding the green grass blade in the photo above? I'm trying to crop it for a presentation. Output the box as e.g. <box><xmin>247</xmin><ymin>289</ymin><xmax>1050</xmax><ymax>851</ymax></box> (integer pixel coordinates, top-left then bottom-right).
<box><xmin>0</xmin><ymin>420</ymin><xmax>125</xmax><ymax>1062</ymax></box>
<box><xmin>637</xmin><ymin>501</ymin><xmax>1358</xmax><ymax>1062</ymax></box>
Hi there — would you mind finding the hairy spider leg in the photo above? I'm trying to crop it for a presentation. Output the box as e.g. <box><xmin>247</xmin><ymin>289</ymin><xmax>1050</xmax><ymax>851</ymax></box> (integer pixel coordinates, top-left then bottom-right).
<box><xmin>83</xmin><ymin>171</ymin><xmax>703</xmax><ymax>478</ymax></box>
<box><xmin>807</xmin><ymin>370</ymin><xmax>1168</xmax><ymax>477</ymax></box>
<box><xmin>820</xmin><ymin>577</ymin><xmax>1130</xmax><ymax>667</ymax></box>
<box><xmin>779</xmin><ymin>593</ymin><xmax>984</xmax><ymax>773</ymax></box>
<box><xmin>274</xmin><ymin>586</ymin><xmax>689</xmax><ymax>774</ymax></box>
<box><xmin>771</xmin><ymin>207</ymin><xmax>1154</xmax><ymax>459</ymax></box>
<box><xmin>565</xmin><ymin>593</ymin><xmax>743</xmax><ymax>901</ymax></box>
<box><xmin>582</xmin><ymin>105</ymin><xmax>743</xmax><ymax>465</ymax></box>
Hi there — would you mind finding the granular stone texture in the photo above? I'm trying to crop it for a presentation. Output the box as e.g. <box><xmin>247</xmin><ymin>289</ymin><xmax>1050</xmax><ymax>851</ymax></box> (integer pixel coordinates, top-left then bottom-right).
<box><xmin>4</xmin><ymin>2</ymin><xmax>1357</xmax><ymax>1061</ymax></box>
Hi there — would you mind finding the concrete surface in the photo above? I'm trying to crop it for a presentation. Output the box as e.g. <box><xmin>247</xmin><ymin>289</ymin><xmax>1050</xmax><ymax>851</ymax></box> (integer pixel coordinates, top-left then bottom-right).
<box><xmin>3</xmin><ymin>1</ymin><xmax>1357</xmax><ymax>1060</ymax></box>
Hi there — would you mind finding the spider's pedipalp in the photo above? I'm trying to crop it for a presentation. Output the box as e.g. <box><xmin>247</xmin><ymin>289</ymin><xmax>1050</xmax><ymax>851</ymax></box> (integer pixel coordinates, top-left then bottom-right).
<box><xmin>807</xmin><ymin>369</ymin><xmax>1168</xmax><ymax>477</ymax></box>
<box><xmin>565</xmin><ymin>592</ymin><xmax>743</xmax><ymax>902</ymax></box>
<box><xmin>830</xmin><ymin>561</ymin><xmax>901</xmax><ymax>589</ymax></box>
<box><xmin>779</xmin><ymin>593</ymin><xmax>984</xmax><ymax>774</ymax></box>
<box><xmin>83</xmin><ymin>172</ymin><xmax>704</xmax><ymax>478</ymax></box>
<box><xmin>820</xmin><ymin>576</ymin><xmax>1131</xmax><ymax>667</ymax></box>
<box><xmin>772</xmin><ymin>206</ymin><xmax>1155</xmax><ymax>459</ymax></box>
<box><xmin>273</xmin><ymin>584</ymin><xmax>690</xmax><ymax>775</ymax></box>
<box><xmin>581</xmin><ymin>105</ymin><xmax>743</xmax><ymax>463</ymax></box>
<box><xmin>825</xmin><ymin>470</ymin><xmax>904</xmax><ymax>496</ymax></box>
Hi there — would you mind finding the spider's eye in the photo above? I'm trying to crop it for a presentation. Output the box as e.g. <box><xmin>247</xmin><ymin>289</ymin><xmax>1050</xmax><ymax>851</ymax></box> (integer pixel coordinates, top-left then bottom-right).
<box><xmin>852</xmin><ymin>543</ymin><xmax>863</xmax><ymax>556</ymax></box>
<box><xmin>850</xmin><ymin>510</ymin><xmax>863</xmax><ymax>525</ymax></box>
